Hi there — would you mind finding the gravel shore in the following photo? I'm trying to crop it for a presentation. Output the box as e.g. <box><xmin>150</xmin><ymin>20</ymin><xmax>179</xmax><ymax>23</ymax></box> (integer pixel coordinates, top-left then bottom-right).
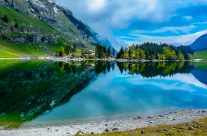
<box><xmin>0</xmin><ymin>109</ymin><xmax>207</xmax><ymax>136</ymax></box>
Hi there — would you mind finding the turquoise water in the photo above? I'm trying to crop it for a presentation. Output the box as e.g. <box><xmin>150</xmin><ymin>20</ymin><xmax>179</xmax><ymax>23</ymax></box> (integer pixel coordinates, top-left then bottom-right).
<box><xmin>0</xmin><ymin>61</ymin><xmax>207</xmax><ymax>128</ymax></box>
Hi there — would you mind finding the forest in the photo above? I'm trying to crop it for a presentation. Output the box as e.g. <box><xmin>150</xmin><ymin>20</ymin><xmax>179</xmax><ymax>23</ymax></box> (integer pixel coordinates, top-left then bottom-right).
<box><xmin>117</xmin><ymin>42</ymin><xmax>194</xmax><ymax>60</ymax></box>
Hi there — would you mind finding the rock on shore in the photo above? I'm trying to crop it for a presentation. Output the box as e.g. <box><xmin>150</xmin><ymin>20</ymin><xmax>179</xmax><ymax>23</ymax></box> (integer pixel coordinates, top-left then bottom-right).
<box><xmin>0</xmin><ymin>110</ymin><xmax>207</xmax><ymax>136</ymax></box>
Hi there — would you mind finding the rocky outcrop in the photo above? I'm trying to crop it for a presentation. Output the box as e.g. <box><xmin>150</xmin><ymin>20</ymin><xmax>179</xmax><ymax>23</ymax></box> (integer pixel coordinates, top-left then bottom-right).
<box><xmin>0</xmin><ymin>0</ymin><xmax>100</xmax><ymax>47</ymax></box>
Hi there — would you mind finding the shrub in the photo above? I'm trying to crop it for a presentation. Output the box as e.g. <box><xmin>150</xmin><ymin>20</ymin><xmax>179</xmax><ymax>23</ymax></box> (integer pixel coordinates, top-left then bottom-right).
<box><xmin>2</xmin><ymin>15</ymin><xmax>9</xmax><ymax>23</ymax></box>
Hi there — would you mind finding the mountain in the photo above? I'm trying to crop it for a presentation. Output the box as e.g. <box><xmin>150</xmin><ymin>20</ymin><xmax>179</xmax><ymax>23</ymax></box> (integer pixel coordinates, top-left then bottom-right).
<box><xmin>95</xmin><ymin>34</ymin><xmax>116</xmax><ymax>51</ymax></box>
<box><xmin>191</xmin><ymin>69</ymin><xmax>207</xmax><ymax>86</ymax></box>
<box><xmin>190</xmin><ymin>33</ymin><xmax>207</xmax><ymax>51</ymax></box>
<box><xmin>0</xmin><ymin>61</ymin><xmax>96</xmax><ymax>128</ymax></box>
<box><xmin>0</xmin><ymin>0</ymin><xmax>113</xmax><ymax>56</ymax></box>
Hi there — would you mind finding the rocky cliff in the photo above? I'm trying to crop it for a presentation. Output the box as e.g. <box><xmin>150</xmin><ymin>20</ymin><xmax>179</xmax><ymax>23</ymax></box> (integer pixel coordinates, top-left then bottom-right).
<box><xmin>0</xmin><ymin>0</ymin><xmax>112</xmax><ymax>52</ymax></box>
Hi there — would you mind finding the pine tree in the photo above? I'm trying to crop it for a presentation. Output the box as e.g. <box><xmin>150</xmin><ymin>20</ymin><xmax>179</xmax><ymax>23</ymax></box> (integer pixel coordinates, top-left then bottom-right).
<box><xmin>117</xmin><ymin>47</ymin><xmax>124</xmax><ymax>59</ymax></box>
<box><xmin>107</xmin><ymin>47</ymin><xmax>111</xmax><ymax>57</ymax></box>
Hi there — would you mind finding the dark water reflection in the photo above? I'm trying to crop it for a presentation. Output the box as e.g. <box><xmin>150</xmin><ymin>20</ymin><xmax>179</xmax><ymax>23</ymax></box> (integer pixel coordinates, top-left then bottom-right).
<box><xmin>0</xmin><ymin>60</ymin><xmax>207</xmax><ymax>128</ymax></box>
<box><xmin>116</xmin><ymin>61</ymin><xmax>193</xmax><ymax>77</ymax></box>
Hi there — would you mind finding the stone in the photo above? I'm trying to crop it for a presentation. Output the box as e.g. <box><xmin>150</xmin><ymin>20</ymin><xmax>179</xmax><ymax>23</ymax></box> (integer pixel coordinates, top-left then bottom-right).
<box><xmin>149</xmin><ymin>120</ymin><xmax>154</xmax><ymax>123</ymax></box>
<box><xmin>159</xmin><ymin>115</ymin><xmax>164</xmax><ymax>118</ymax></box>
<box><xmin>105</xmin><ymin>128</ymin><xmax>110</xmax><ymax>132</ymax></box>
<box><xmin>140</xmin><ymin>130</ymin><xmax>145</xmax><ymax>134</ymax></box>
<box><xmin>188</xmin><ymin>126</ymin><xmax>195</xmax><ymax>130</ymax></box>
<box><xmin>162</xmin><ymin>128</ymin><xmax>168</xmax><ymax>131</ymax></box>
<box><xmin>137</xmin><ymin>116</ymin><xmax>142</xmax><ymax>119</ymax></box>
<box><xmin>112</xmin><ymin>128</ymin><xmax>119</xmax><ymax>131</ymax></box>
<box><xmin>76</xmin><ymin>130</ymin><xmax>84</xmax><ymax>135</ymax></box>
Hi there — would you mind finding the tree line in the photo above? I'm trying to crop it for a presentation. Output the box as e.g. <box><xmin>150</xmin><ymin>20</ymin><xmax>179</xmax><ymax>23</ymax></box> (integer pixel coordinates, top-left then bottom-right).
<box><xmin>56</xmin><ymin>42</ymin><xmax>194</xmax><ymax>60</ymax></box>
<box><xmin>56</xmin><ymin>43</ymin><xmax>78</xmax><ymax>57</ymax></box>
<box><xmin>95</xmin><ymin>44</ymin><xmax>116</xmax><ymax>58</ymax></box>
<box><xmin>117</xmin><ymin>42</ymin><xmax>194</xmax><ymax>60</ymax></box>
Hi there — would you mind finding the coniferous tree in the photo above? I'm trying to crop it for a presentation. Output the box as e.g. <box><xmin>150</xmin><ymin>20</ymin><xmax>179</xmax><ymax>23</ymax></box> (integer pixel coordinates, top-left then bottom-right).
<box><xmin>117</xmin><ymin>47</ymin><xmax>125</xmax><ymax>59</ymax></box>
<box><xmin>116</xmin><ymin>42</ymin><xmax>193</xmax><ymax>60</ymax></box>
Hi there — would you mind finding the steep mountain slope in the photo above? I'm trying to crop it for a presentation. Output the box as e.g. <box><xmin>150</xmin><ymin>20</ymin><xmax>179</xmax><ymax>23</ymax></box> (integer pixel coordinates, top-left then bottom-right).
<box><xmin>0</xmin><ymin>0</ymin><xmax>114</xmax><ymax>57</ymax></box>
<box><xmin>0</xmin><ymin>6</ymin><xmax>68</xmax><ymax>56</ymax></box>
<box><xmin>190</xmin><ymin>33</ymin><xmax>207</xmax><ymax>51</ymax></box>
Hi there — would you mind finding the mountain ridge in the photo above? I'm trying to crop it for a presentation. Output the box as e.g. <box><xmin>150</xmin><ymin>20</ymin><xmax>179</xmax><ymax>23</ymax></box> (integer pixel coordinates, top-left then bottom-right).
<box><xmin>0</xmin><ymin>0</ymin><xmax>114</xmax><ymax>56</ymax></box>
<box><xmin>190</xmin><ymin>33</ymin><xmax>207</xmax><ymax>51</ymax></box>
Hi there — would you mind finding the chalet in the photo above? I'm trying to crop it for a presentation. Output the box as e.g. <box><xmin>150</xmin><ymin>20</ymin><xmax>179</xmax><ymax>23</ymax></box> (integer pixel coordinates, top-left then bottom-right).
<box><xmin>84</xmin><ymin>50</ymin><xmax>96</xmax><ymax>56</ymax></box>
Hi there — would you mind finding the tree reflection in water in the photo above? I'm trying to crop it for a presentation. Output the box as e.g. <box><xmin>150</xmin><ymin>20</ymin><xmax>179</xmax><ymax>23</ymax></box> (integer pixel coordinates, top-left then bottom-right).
<box><xmin>0</xmin><ymin>60</ymin><xmax>204</xmax><ymax>128</ymax></box>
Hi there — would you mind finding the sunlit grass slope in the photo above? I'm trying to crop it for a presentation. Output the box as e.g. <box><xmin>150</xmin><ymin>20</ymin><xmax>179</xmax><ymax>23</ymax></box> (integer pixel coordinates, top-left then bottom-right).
<box><xmin>193</xmin><ymin>50</ymin><xmax>207</xmax><ymax>60</ymax></box>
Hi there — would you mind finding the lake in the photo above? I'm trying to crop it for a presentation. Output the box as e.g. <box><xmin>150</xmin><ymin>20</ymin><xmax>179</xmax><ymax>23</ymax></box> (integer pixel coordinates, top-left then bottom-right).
<box><xmin>0</xmin><ymin>60</ymin><xmax>207</xmax><ymax>129</ymax></box>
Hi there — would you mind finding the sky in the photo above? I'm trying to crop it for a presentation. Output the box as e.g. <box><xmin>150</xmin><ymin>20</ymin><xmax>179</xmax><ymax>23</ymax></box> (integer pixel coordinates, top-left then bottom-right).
<box><xmin>55</xmin><ymin>0</ymin><xmax>207</xmax><ymax>49</ymax></box>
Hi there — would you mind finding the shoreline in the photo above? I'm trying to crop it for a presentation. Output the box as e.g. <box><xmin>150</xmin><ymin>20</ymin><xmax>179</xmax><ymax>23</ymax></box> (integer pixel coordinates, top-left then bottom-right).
<box><xmin>0</xmin><ymin>109</ymin><xmax>207</xmax><ymax>136</ymax></box>
<box><xmin>0</xmin><ymin>56</ymin><xmax>206</xmax><ymax>62</ymax></box>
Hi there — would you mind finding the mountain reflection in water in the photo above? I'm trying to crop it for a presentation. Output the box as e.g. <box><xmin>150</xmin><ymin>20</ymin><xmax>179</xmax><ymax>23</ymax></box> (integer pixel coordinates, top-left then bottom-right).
<box><xmin>0</xmin><ymin>60</ymin><xmax>206</xmax><ymax>128</ymax></box>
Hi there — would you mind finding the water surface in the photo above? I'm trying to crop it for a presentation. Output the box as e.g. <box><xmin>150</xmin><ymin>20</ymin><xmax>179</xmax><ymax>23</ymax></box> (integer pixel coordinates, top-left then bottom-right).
<box><xmin>0</xmin><ymin>60</ymin><xmax>207</xmax><ymax>128</ymax></box>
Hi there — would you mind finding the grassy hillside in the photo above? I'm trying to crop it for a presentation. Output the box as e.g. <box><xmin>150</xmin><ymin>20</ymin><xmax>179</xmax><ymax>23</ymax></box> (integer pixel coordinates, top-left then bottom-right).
<box><xmin>0</xmin><ymin>40</ymin><xmax>21</xmax><ymax>58</ymax></box>
<box><xmin>193</xmin><ymin>50</ymin><xmax>207</xmax><ymax>60</ymax></box>
<box><xmin>0</xmin><ymin>40</ymin><xmax>46</xmax><ymax>58</ymax></box>
<box><xmin>0</xmin><ymin>6</ymin><xmax>71</xmax><ymax>57</ymax></box>
<box><xmin>0</xmin><ymin>7</ymin><xmax>56</xmax><ymax>33</ymax></box>
<box><xmin>0</xmin><ymin>50</ymin><xmax>20</xmax><ymax>58</ymax></box>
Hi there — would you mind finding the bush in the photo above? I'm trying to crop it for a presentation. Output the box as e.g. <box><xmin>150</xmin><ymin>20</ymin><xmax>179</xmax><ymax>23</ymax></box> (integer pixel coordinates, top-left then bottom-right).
<box><xmin>2</xmin><ymin>15</ymin><xmax>9</xmax><ymax>23</ymax></box>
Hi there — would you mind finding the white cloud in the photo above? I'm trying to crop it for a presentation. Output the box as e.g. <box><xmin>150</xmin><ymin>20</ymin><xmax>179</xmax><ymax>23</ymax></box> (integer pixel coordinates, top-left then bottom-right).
<box><xmin>129</xmin><ymin>73</ymin><xmax>207</xmax><ymax>91</ymax></box>
<box><xmin>86</xmin><ymin>0</ymin><xmax>107</xmax><ymax>13</ymax></box>
<box><xmin>109</xmin><ymin>0</ymin><xmax>170</xmax><ymax>26</ymax></box>
<box><xmin>131</xmin><ymin>25</ymin><xmax>196</xmax><ymax>35</ymax></box>
<box><xmin>56</xmin><ymin>0</ymin><xmax>207</xmax><ymax>48</ymax></box>
<box><xmin>119</xmin><ymin>30</ymin><xmax>207</xmax><ymax>46</ymax></box>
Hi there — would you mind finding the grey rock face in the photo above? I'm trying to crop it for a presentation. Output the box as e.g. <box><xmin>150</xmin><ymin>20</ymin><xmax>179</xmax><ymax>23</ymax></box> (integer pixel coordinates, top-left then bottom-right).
<box><xmin>0</xmin><ymin>0</ymin><xmax>102</xmax><ymax>47</ymax></box>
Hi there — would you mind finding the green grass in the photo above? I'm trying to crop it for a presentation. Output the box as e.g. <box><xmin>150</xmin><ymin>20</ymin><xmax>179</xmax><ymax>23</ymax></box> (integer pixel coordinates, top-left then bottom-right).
<box><xmin>83</xmin><ymin>118</ymin><xmax>207</xmax><ymax>136</ymax></box>
<box><xmin>0</xmin><ymin>40</ymin><xmax>22</xmax><ymax>58</ymax></box>
<box><xmin>0</xmin><ymin>6</ymin><xmax>57</xmax><ymax>33</ymax></box>
<box><xmin>0</xmin><ymin>6</ymin><xmax>94</xmax><ymax>57</ymax></box>
<box><xmin>0</xmin><ymin>50</ymin><xmax>20</xmax><ymax>58</ymax></box>
<box><xmin>76</xmin><ymin>49</ymin><xmax>82</xmax><ymax>55</ymax></box>
<box><xmin>0</xmin><ymin>114</ymin><xmax>26</xmax><ymax>129</ymax></box>
<box><xmin>0</xmin><ymin>6</ymin><xmax>70</xmax><ymax>56</ymax></box>
<box><xmin>193</xmin><ymin>50</ymin><xmax>207</xmax><ymax>60</ymax></box>
<box><xmin>0</xmin><ymin>40</ymin><xmax>45</xmax><ymax>57</ymax></box>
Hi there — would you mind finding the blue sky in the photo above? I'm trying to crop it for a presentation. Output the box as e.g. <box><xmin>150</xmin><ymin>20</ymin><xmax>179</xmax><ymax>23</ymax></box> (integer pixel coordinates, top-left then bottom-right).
<box><xmin>55</xmin><ymin>0</ymin><xmax>207</xmax><ymax>49</ymax></box>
